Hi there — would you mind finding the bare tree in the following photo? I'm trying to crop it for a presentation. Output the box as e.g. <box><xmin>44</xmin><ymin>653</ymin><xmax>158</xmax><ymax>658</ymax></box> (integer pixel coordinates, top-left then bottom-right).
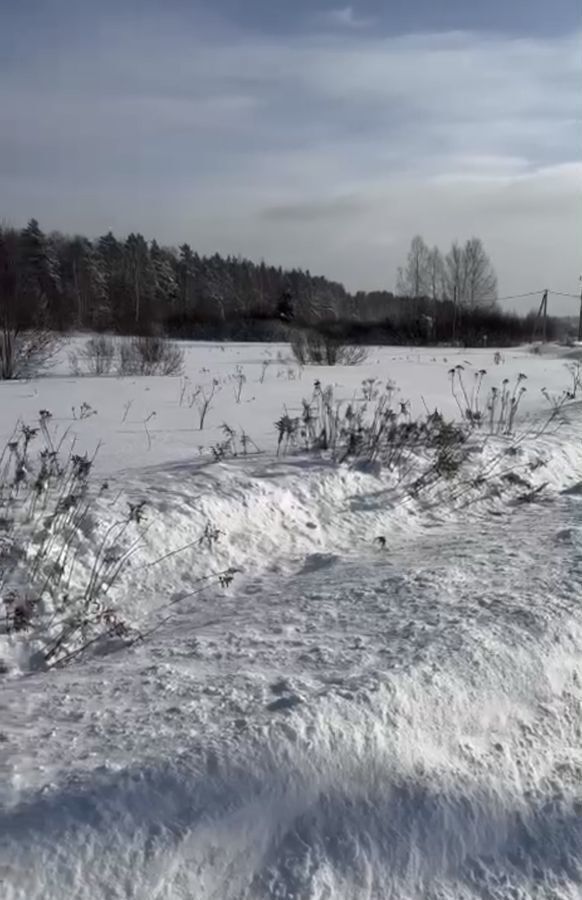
<box><xmin>0</xmin><ymin>329</ymin><xmax>62</xmax><ymax>380</ymax></box>
<box><xmin>427</xmin><ymin>246</ymin><xmax>445</xmax><ymax>300</ymax></box>
<box><xmin>396</xmin><ymin>235</ymin><xmax>431</xmax><ymax>298</ymax></box>
<box><xmin>444</xmin><ymin>241</ymin><xmax>466</xmax><ymax>305</ymax></box>
<box><xmin>462</xmin><ymin>237</ymin><xmax>498</xmax><ymax>309</ymax></box>
<box><xmin>444</xmin><ymin>238</ymin><xmax>497</xmax><ymax>309</ymax></box>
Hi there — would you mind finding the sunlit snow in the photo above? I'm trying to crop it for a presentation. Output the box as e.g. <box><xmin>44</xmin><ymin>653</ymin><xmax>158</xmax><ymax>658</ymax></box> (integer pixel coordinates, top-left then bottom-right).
<box><xmin>2</xmin><ymin>340</ymin><xmax>582</xmax><ymax>899</ymax></box>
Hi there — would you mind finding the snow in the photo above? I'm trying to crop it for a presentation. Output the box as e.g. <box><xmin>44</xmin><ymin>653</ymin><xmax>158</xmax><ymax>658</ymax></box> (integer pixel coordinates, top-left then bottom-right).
<box><xmin>2</xmin><ymin>340</ymin><xmax>582</xmax><ymax>899</ymax></box>
<box><xmin>1</xmin><ymin>340</ymin><xmax>577</xmax><ymax>476</ymax></box>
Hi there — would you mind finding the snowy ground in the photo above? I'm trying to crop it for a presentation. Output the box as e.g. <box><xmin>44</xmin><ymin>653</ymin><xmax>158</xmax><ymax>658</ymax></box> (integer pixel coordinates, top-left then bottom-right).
<box><xmin>2</xmin><ymin>340</ymin><xmax>582</xmax><ymax>899</ymax></box>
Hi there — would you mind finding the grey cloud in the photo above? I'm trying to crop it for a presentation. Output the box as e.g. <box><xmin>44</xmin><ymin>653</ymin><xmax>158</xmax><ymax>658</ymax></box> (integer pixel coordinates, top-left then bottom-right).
<box><xmin>315</xmin><ymin>6</ymin><xmax>375</xmax><ymax>29</ymax></box>
<box><xmin>0</xmin><ymin>10</ymin><xmax>579</xmax><ymax>305</ymax></box>
<box><xmin>261</xmin><ymin>195</ymin><xmax>364</xmax><ymax>222</ymax></box>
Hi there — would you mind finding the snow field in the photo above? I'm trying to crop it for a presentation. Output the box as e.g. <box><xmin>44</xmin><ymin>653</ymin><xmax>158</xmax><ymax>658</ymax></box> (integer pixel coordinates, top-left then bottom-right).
<box><xmin>0</xmin><ymin>340</ymin><xmax>578</xmax><ymax>476</ymax></box>
<box><xmin>2</xmin><ymin>340</ymin><xmax>582</xmax><ymax>899</ymax></box>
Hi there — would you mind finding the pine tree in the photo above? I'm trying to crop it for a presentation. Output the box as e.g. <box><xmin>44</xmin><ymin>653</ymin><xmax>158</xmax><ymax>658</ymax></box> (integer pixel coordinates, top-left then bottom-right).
<box><xmin>150</xmin><ymin>241</ymin><xmax>178</xmax><ymax>313</ymax></box>
<box><xmin>0</xmin><ymin>227</ymin><xmax>20</xmax><ymax>328</ymax></box>
<box><xmin>97</xmin><ymin>231</ymin><xmax>128</xmax><ymax>329</ymax></box>
<box><xmin>61</xmin><ymin>237</ymin><xmax>107</xmax><ymax>327</ymax></box>
<box><xmin>125</xmin><ymin>233</ymin><xmax>152</xmax><ymax>327</ymax></box>
<box><xmin>19</xmin><ymin>219</ymin><xmax>61</xmax><ymax>321</ymax></box>
<box><xmin>177</xmin><ymin>243</ymin><xmax>198</xmax><ymax>317</ymax></box>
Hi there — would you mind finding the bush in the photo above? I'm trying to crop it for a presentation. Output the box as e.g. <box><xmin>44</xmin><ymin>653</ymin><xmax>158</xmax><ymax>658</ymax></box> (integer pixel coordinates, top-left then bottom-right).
<box><xmin>289</xmin><ymin>328</ymin><xmax>368</xmax><ymax>366</ymax></box>
<box><xmin>117</xmin><ymin>335</ymin><xmax>184</xmax><ymax>376</ymax></box>
<box><xmin>0</xmin><ymin>327</ymin><xmax>62</xmax><ymax>380</ymax></box>
<box><xmin>0</xmin><ymin>416</ymin><xmax>236</xmax><ymax>673</ymax></box>
<box><xmin>69</xmin><ymin>335</ymin><xmax>184</xmax><ymax>377</ymax></box>
<box><xmin>272</xmin><ymin>378</ymin><xmax>555</xmax><ymax>515</ymax></box>
<box><xmin>275</xmin><ymin>380</ymin><xmax>467</xmax><ymax>469</ymax></box>
<box><xmin>0</xmin><ymin>419</ymin><xmax>138</xmax><ymax>670</ymax></box>
<box><xmin>337</xmin><ymin>344</ymin><xmax>369</xmax><ymax>366</ymax></box>
<box><xmin>77</xmin><ymin>335</ymin><xmax>116</xmax><ymax>376</ymax></box>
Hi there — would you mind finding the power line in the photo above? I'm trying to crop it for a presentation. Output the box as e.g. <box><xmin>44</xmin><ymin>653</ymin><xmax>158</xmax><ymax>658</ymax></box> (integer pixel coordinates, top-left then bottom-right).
<box><xmin>497</xmin><ymin>290</ymin><xmax>545</xmax><ymax>302</ymax></box>
<box><xmin>495</xmin><ymin>290</ymin><xmax>581</xmax><ymax>303</ymax></box>
<box><xmin>433</xmin><ymin>289</ymin><xmax>577</xmax><ymax>305</ymax></box>
<box><xmin>496</xmin><ymin>290</ymin><xmax>545</xmax><ymax>303</ymax></box>
<box><xmin>548</xmin><ymin>290</ymin><xmax>581</xmax><ymax>299</ymax></box>
<box><xmin>464</xmin><ymin>290</ymin><xmax>544</xmax><ymax>305</ymax></box>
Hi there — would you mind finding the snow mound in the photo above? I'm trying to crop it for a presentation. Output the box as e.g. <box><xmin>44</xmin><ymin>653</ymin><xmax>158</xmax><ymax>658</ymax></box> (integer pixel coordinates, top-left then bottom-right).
<box><xmin>3</xmin><ymin>493</ymin><xmax>582</xmax><ymax>899</ymax></box>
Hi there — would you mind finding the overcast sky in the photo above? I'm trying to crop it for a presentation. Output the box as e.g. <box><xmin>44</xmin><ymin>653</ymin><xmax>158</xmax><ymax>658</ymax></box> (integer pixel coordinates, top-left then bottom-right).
<box><xmin>1</xmin><ymin>0</ymin><xmax>580</xmax><ymax>312</ymax></box>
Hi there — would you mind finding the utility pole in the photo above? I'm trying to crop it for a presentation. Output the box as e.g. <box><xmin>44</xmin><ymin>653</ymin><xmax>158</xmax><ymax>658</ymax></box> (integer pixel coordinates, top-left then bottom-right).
<box><xmin>578</xmin><ymin>280</ymin><xmax>582</xmax><ymax>343</ymax></box>
<box><xmin>452</xmin><ymin>285</ymin><xmax>457</xmax><ymax>345</ymax></box>
<box><xmin>532</xmin><ymin>289</ymin><xmax>548</xmax><ymax>343</ymax></box>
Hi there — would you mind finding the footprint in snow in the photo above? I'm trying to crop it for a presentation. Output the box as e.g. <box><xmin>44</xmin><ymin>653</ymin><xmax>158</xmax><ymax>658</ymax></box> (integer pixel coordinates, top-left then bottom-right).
<box><xmin>266</xmin><ymin>695</ymin><xmax>302</xmax><ymax>713</ymax></box>
<box><xmin>300</xmin><ymin>553</ymin><xmax>338</xmax><ymax>574</ymax></box>
<box><xmin>270</xmin><ymin>679</ymin><xmax>292</xmax><ymax>695</ymax></box>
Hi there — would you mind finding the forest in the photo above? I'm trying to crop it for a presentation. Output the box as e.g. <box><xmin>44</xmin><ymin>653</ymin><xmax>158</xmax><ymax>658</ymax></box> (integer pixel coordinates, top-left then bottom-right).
<box><xmin>0</xmin><ymin>220</ymin><xmax>555</xmax><ymax>347</ymax></box>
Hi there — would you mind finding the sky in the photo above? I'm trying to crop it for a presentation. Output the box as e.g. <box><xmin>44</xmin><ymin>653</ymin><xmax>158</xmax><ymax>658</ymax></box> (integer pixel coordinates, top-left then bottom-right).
<box><xmin>0</xmin><ymin>0</ymin><xmax>580</xmax><ymax>312</ymax></box>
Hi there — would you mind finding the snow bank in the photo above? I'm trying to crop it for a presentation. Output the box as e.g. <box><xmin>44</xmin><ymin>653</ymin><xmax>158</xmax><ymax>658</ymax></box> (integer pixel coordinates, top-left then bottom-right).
<box><xmin>3</xmin><ymin>490</ymin><xmax>582</xmax><ymax>899</ymax></box>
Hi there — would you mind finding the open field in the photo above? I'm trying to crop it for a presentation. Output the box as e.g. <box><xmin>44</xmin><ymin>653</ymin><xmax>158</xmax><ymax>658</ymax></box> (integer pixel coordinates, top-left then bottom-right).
<box><xmin>2</xmin><ymin>340</ymin><xmax>582</xmax><ymax>899</ymax></box>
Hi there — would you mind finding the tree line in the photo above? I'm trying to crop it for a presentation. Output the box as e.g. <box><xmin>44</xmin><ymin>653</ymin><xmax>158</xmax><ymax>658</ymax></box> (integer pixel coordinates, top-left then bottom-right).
<box><xmin>396</xmin><ymin>235</ymin><xmax>497</xmax><ymax>308</ymax></box>
<box><xmin>0</xmin><ymin>220</ymin><xmax>551</xmax><ymax>346</ymax></box>
<box><xmin>0</xmin><ymin>219</ymin><xmax>353</xmax><ymax>336</ymax></box>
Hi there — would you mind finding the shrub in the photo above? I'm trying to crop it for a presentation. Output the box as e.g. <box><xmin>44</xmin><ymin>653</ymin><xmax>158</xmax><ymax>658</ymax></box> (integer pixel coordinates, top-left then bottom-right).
<box><xmin>70</xmin><ymin>335</ymin><xmax>184</xmax><ymax>378</ymax></box>
<box><xmin>289</xmin><ymin>330</ymin><xmax>308</xmax><ymax>365</ymax></box>
<box><xmin>337</xmin><ymin>343</ymin><xmax>369</xmax><ymax>366</ymax></box>
<box><xmin>0</xmin><ymin>416</ymin><xmax>235</xmax><ymax>672</ymax></box>
<box><xmin>77</xmin><ymin>335</ymin><xmax>116</xmax><ymax>376</ymax></box>
<box><xmin>289</xmin><ymin>328</ymin><xmax>368</xmax><ymax>366</ymax></box>
<box><xmin>117</xmin><ymin>335</ymin><xmax>184</xmax><ymax>376</ymax></box>
<box><xmin>0</xmin><ymin>419</ymin><xmax>137</xmax><ymax>669</ymax></box>
<box><xmin>449</xmin><ymin>366</ymin><xmax>528</xmax><ymax>435</ymax></box>
<box><xmin>275</xmin><ymin>380</ymin><xmax>467</xmax><ymax>472</ymax></box>
<box><xmin>0</xmin><ymin>327</ymin><xmax>62</xmax><ymax>380</ymax></box>
<box><xmin>273</xmin><ymin>377</ymin><xmax>560</xmax><ymax>515</ymax></box>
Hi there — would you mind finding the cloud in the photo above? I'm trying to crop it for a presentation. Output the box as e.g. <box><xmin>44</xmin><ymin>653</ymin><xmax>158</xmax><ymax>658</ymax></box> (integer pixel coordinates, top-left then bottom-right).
<box><xmin>0</xmin><ymin>10</ymin><xmax>579</xmax><ymax>307</ymax></box>
<box><xmin>319</xmin><ymin>6</ymin><xmax>375</xmax><ymax>29</ymax></box>
<box><xmin>262</xmin><ymin>196</ymin><xmax>363</xmax><ymax>222</ymax></box>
